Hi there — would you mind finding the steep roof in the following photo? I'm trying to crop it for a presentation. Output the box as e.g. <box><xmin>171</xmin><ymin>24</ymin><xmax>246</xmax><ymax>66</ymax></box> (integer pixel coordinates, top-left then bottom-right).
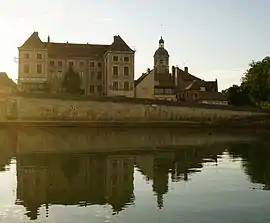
<box><xmin>19</xmin><ymin>32</ymin><xmax>134</xmax><ymax>56</ymax></box>
<box><xmin>47</xmin><ymin>42</ymin><xmax>109</xmax><ymax>58</ymax></box>
<box><xmin>185</xmin><ymin>79</ymin><xmax>217</xmax><ymax>91</ymax></box>
<box><xmin>0</xmin><ymin>72</ymin><xmax>17</xmax><ymax>88</ymax></box>
<box><xmin>19</xmin><ymin>32</ymin><xmax>44</xmax><ymax>49</ymax></box>
<box><xmin>135</xmin><ymin>69</ymin><xmax>154</xmax><ymax>86</ymax></box>
<box><xmin>176</xmin><ymin>67</ymin><xmax>201</xmax><ymax>81</ymax></box>
<box><xmin>107</xmin><ymin>35</ymin><xmax>135</xmax><ymax>52</ymax></box>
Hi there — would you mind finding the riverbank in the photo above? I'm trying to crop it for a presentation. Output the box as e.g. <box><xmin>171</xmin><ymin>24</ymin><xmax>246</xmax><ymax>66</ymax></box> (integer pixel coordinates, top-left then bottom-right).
<box><xmin>1</xmin><ymin>119</ymin><xmax>269</xmax><ymax>128</ymax></box>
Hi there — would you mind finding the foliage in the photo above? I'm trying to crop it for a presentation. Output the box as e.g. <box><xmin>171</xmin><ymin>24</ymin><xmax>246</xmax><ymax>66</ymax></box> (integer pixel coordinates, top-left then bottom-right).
<box><xmin>62</xmin><ymin>67</ymin><xmax>81</xmax><ymax>94</ymax></box>
<box><xmin>242</xmin><ymin>56</ymin><xmax>270</xmax><ymax>102</ymax></box>
<box><xmin>222</xmin><ymin>85</ymin><xmax>253</xmax><ymax>106</ymax></box>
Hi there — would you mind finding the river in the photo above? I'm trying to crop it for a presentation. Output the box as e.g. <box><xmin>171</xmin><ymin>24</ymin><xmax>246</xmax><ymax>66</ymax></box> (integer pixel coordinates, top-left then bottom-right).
<box><xmin>0</xmin><ymin>127</ymin><xmax>269</xmax><ymax>222</ymax></box>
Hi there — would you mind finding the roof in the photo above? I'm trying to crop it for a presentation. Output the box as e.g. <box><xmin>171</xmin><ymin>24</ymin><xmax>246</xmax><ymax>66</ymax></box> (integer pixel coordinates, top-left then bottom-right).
<box><xmin>47</xmin><ymin>43</ymin><xmax>109</xmax><ymax>58</ymax></box>
<box><xmin>176</xmin><ymin>67</ymin><xmax>201</xmax><ymax>81</ymax></box>
<box><xmin>19</xmin><ymin>32</ymin><xmax>45</xmax><ymax>49</ymax></box>
<box><xmin>135</xmin><ymin>69</ymin><xmax>153</xmax><ymax>86</ymax></box>
<box><xmin>0</xmin><ymin>72</ymin><xmax>17</xmax><ymax>88</ymax></box>
<box><xmin>19</xmin><ymin>32</ymin><xmax>134</xmax><ymax>56</ymax></box>
<box><xmin>185</xmin><ymin>79</ymin><xmax>217</xmax><ymax>91</ymax></box>
<box><xmin>199</xmin><ymin>91</ymin><xmax>226</xmax><ymax>101</ymax></box>
<box><xmin>107</xmin><ymin>35</ymin><xmax>135</xmax><ymax>52</ymax></box>
<box><xmin>154</xmin><ymin>48</ymin><xmax>169</xmax><ymax>57</ymax></box>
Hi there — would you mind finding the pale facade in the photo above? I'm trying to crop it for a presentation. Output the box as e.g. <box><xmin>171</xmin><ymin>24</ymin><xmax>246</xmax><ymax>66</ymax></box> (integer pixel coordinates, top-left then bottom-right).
<box><xmin>135</xmin><ymin>37</ymin><xmax>176</xmax><ymax>101</ymax></box>
<box><xmin>18</xmin><ymin>32</ymin><xmax>135</xmax><ymax>97</ymax></box>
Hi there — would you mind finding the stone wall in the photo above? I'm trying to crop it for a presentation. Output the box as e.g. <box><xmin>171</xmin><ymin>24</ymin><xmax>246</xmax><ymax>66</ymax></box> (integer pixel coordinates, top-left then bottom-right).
<box><xmin>2</xmin><ymin>96</ymin><xmax>267</xmax><ymax>122</ymax></box>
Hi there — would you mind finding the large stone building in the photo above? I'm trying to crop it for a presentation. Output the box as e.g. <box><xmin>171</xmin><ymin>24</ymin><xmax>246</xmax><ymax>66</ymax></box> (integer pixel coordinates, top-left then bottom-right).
<box><xmin>135</xmin><ymin>37</ymin><xmax>227</xmax><ymax>105</ymax></box>
<box><xmin>18</xmin><ymin>32</ymin><xmax>135</xmax><ymax>97</ymax></box>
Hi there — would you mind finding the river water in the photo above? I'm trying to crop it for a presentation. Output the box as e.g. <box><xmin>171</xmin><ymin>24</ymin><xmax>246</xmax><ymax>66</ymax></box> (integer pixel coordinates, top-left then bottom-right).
<box><xmin>0</xmin><ymin>127</ymin><xmax>270</xmax><ymax>223</ymax></box>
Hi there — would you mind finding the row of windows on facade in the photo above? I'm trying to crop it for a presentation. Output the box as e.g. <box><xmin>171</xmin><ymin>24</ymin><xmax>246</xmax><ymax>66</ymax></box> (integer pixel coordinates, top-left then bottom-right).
<box><xmin>154</xmin><ymin>88</ymin><xmax>174</xmax><ymax>95</ymax></box>
<box><xmin>24</xmin><ymin>53</ymin><xmax>130</xmax><ymax>63</ymax></box>
<box><xmin>23</xmin><ymin>64</ymin><xmax>131</xmax><ymax>76</ymax></box>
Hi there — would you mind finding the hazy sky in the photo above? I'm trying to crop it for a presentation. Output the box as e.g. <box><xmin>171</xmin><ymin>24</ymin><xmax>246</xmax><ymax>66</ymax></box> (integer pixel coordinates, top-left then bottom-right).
<box><xmin>0</xmin><ymin>0</ymin><xmax>270</xmax><ymax>90</ymax></box>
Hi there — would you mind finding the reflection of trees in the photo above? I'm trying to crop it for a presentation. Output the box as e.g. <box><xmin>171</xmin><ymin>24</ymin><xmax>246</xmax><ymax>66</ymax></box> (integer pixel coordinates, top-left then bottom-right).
<box><xmin>16</xmin><ymin>153</ymin><xmax>135</xmax><ymax>220</ymax></box>
<box><xmin>228</xmin><ymin>142</ymin><xmax>270</xmax><ymax>190</ymax></box>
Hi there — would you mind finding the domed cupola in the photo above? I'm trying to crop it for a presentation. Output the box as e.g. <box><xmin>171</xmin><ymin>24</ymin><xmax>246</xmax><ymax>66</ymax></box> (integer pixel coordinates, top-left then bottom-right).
<box><xmin>154</xmin><ymin>37</ymin><xmax>169</xmax><ymax>72</ymax></box>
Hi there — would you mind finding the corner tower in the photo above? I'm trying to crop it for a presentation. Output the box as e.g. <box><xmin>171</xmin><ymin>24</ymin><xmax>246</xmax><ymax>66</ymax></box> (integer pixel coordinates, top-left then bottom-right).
<box><xmin>154</xmin><ymin>37</ymin><xmax>169</xmax><ymax>73</ymax></box>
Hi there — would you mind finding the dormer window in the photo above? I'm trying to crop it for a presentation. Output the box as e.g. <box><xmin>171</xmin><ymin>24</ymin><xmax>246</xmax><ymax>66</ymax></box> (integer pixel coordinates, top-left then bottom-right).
<box><xmin>200</xmin><ymin>87</ymin><xmax>206</xmax><ymax>91</ymax></box>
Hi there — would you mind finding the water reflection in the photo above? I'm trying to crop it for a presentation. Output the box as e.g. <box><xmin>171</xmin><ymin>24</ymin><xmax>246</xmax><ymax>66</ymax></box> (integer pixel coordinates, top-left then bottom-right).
<box><xmin>229</xmin><ymin>141</ymin><xmax>270</xmax><ymax>190</ymax></box>
<box><xmin>15</xmin><ymin>146</ymin><xmax>226</xmax><ymax>220</ymax></box>
<box><xmin>0</xmin><ymin>127</ymin><xmax>269</xmax><ymax>221</ymax></box>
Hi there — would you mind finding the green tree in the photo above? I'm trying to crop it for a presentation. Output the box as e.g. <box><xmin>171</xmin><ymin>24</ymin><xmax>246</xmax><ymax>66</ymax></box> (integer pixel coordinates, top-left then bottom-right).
<box><xmin>62</xmin><ymin>66</ymin><xmax>81</xmax><ymax>94</ymax></box>
<box><xmin>222</xmin><ymin>85</ymin><xmax>253</xmax><ymax>106</ymax></box>
<box><xmin>242</xmin><ymin>56</ymin><xmax>270</xmax><ymax>103</ymax></box>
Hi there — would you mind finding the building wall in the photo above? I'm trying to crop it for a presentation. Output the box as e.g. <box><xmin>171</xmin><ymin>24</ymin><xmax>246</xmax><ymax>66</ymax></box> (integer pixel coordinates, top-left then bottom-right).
<box><xmin>18</xmin><ymin>49</ymin><xmax>48</xmax><ymax>91</ymax></box>
<box><xmin>104</xmin><ymin>52</ymin><xmax>134</xmax><ymax>97</ymax></box>
<box><xmin>135</xmin><ymin>70</ymin><xmax>155</xmax><ymax>99</ymax></box>
<box><xmin>4</xmin><ymin>97</ymin><xmax>265</xmax><ymax>123</ymax></box>
<box><xmin>47</xmin><ymin>56</ymin><xmax>104</xmax><ymax>96</ymax></box>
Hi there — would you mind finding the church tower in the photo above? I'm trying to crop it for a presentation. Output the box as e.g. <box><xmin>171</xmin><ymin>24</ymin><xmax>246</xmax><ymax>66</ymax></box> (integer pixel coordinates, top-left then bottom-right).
<box><xmin>154</xmin><ymin>37</ymin><xmax>169</xmax><ymax>73</ymax></box>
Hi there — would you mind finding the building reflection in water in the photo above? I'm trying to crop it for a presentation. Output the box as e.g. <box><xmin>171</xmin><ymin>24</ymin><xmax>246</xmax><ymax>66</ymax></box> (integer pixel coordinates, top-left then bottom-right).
<box><xmin>15</xmin><ymin>146</ymin><xmax>225</xmax><ymax>220</ymax></box>
<box><xmin>136</xmin><ymin>147</ymin><xmax>224</xmax><ymax>209</ymax></box>
<box><xmin>0</xmin><ymin>129</ymin><xmax>16</xmax><ymax>171</ymax></box>
<box><xmin>0</xmin><ymin>126</ymin><xmax>266</xmax><ymax>221</ymax></box>
<box><xmin>16</xmin><ymin>154</ymin><xmax>135</xmax><ymax>220</ymax></box>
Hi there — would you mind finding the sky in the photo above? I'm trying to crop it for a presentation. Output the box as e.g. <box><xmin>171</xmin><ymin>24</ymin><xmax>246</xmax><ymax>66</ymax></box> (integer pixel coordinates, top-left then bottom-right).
<box><xmin>0</xmin><ymin>0</ymin><xmax>270</xmax><ymax>90</ymax></box>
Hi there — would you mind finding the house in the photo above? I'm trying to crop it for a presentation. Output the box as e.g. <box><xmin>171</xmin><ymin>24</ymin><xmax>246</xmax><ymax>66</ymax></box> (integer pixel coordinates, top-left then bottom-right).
<box><xmin>18</xmin><ymin>32</ymin><xmax>135</xmax><ymax>97</ymax></box>
<box><xmin>135</xmin><ymin>37</ymin><xmax>176</xmax><ymax>101</ymax></box>
<box><xmin>0</xmin><ymin>72</ymin><xmax>17</xmax><ymax>94</ymax></box>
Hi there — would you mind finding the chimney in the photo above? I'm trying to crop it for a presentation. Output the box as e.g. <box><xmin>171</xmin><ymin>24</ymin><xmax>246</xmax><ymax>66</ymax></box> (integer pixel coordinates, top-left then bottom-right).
<box><xmin>47</xmin><ymin>35</ymin><xmax>50</xmax><ymax>43</ymax></box>
<box><xmin>172</xmin><ymin>66</ymin><xmax>176</xmax><ymax>86</ymax></box>
<box><xmin>184</xmin><ymin>66</ymin><xmax>188</xmax><ymax>73</ymax></box>
<box><xmin>113</xmin><ymin>35</ymin><xmax>118</xmax><ymax>42</ymax></box>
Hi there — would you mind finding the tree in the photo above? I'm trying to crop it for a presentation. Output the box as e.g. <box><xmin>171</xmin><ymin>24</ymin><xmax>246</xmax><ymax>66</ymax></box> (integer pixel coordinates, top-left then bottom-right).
<box><xmin>242</xmin><ymin>56</ymin><xmax>270</xmax><ymax>103</ymax></box>
<box><xmin>222</xmin><ymin>85</ymin><xmax>253</xmax><ymax>106</ymax></box>
<box><xmin>62</xmin><ymin>66</ymin><xmax>81</xmax><ymax>94</ymax></box>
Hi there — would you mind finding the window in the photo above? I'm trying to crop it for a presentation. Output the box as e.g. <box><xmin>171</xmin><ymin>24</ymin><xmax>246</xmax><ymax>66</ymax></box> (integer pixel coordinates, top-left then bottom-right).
<box><xmin>154</xmin><ymin>88</ymin><xmax>163</xmax><ymax>95</ymax></box>
<box><xmin>159</xmin><ymin>59</ymin><xmax>163</xmax><ymax>65</ymax></box>
<box><xmin>50</xmin><ymin>61</ymin><xmax>55</xmax><ymax>66</ymax></box>
<box><xmin>68</xmin><ymin>61</ymin><xmax>74</xmax><ymax>67</ymax></box>
<box><xmin>58</xmin><ymin>61</ymin><xmax>62</xmax><ymax>67</ymax></box>
<box><xmin>24</xmin><ymin>64</ymin><xmax>29</xmax><ymax>73</ymax></box>
<box><xmin>24</xmin><ymin>53</ymin><xmax>30</xmax><ymax>59</ymax></box>
<box><xmin>97</xmin><ymin>72</ymin><xmax>102</xmax><ymax>80</ymax></box>
<box><xmin>58</xmin><ymin>71</ymin><xmax>62</xmax><ymax>79</ymax></box>
<box><xmin>124</xmin><ymin>67</ymin><xmax>129</xmax><ymax>76</ymax></box>
<box><xmin>37</xmin><ymin>54</ymin><xmax>42</xmax><ymax>59</ymax></box>
<box><xmin>113</xmin><ymin>66</ymin><xmax>118</xmax><ymax>76</ymax></box>
<box><xmin>97</xmin><ymin>85</ymin><xmax>102</xmax><ymax>93</ymax></box>
<box><xmin>50</xmin><ymin>70</ymin><xmax>55</xmax><ymax>78</ymax></box>
<box><xmin>89</xmin><ymin>85</ymin><xmax>94</xmax><ymax>93</ymax></box>
<box><xmin>113</xmin><ymin>56</ymin><xmax>118</xmax><ymax>61</ymax></box>
<box><xmin>79</xmin><ymin>61</ymin><xmax>84</xmax><ymax>67</ymax></box>
<box><xmin>79</xmin><ymin>71</ymin><xmax>84</xmax><ymax>79</ymax></box>
<box><xmin>112</xmin><ymin>81</ymin><xmax>118</xmax><ymax>90</ymax></box>
<box><xmin>200</xmin><ymin>87</ymin><xmax>206</xmax><ymax>91</ymax></box>
<box><xmin>124</xmin><ymin>81</ymin><xmax>129</xmax><ymax>90</ymax></box>
<box><xmin>90</xmin><ymin>61</ymin><xmax>95</xmax><ymax>68</ymax></box>
<box><xmin>124</xmin><ymin>56</ymin><xmax>129</xmax><ymax>62</ymax></box>
<box><xmin>37</xmin><ymin>64</ymin><xmax>42</xmax><ymax>74</ymax></box>
<box><xmin>97</xmin><ymin>62</ymin><xmax>102</xmax><ymax>68</ymax></box>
